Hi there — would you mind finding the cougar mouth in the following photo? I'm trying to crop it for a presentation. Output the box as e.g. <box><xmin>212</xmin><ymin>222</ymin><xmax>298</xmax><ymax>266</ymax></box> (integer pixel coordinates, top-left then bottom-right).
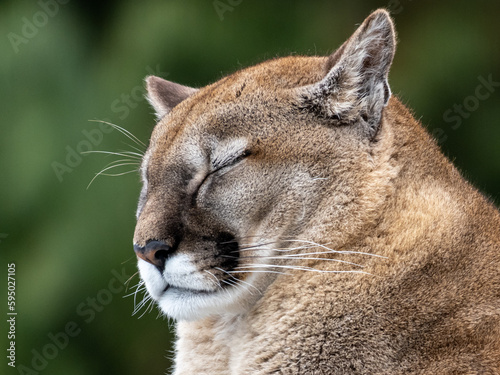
<box><xmin>165</xmin><ymin>285</ymin><xmax>217</xmax><ymax>295</ymax></box>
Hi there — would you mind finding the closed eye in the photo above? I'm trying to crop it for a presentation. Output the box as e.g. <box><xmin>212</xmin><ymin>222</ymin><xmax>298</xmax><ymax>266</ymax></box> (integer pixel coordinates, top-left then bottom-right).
<box><xmin>212</xmin><ymin>149</ymin><xmax>251</xmax><ymax>173</ymax></box>
<box><xmin>191</xmin><ymin>150</ymin><xmax>251</xmax><ymax>206</ymax></box>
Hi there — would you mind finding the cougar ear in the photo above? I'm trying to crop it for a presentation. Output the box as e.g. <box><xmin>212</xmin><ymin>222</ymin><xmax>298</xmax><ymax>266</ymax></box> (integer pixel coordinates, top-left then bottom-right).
<box><xmin>297</xmin><ymin>9</ymin><xmax>396</xmax><ymax>138</ymax></box>
<box><xmin>145</xmin><ymin>76</ymin><xmax>198</xmax><ymax>119</ymax></box>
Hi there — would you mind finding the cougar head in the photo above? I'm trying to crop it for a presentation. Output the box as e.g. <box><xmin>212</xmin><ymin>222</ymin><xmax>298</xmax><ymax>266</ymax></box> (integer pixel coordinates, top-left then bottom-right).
<box><xmin>133</xmin><ymin>9</ymin><xmax>396</xmax><ymax>321</ymax></box>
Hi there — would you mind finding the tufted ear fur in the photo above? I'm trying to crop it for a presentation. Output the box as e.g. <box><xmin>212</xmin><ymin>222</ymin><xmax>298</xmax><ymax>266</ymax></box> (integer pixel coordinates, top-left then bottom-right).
<box><xmin>145</xmin><ymin>75</ymin><xmax>198</xmax><ymax>119</ymax></box>
<box><xmin>297</xmin><ymin>9</ymin><xmax>396</xmax><ymax>138</ymax></box>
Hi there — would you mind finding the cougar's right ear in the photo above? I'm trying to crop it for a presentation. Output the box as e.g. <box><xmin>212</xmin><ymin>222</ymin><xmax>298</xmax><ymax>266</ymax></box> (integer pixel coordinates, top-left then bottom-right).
<box><xmin>145</xmin><ymin>76</ymin><xmax>198</xmax><ymax>119</ymax></box>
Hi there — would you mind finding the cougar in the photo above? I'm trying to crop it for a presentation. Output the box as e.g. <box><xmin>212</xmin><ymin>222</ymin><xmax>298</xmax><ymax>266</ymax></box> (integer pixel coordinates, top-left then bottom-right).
<box><xmin>132</xmin><ymin>9</ymin><xmax>500</xmax><ymax>374</ymax></box>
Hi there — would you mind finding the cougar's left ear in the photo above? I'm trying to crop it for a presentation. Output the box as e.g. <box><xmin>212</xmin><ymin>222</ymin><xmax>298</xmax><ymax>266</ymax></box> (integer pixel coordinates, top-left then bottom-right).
<box><xmin>297</xmin><ymin>9</ymin><xmax>396</xmax><ymax>138</ymax></box>
<box><xmin>145</xmin><ymin>76</ymin><xmax>198</xmax><ymax>119</ymax></box>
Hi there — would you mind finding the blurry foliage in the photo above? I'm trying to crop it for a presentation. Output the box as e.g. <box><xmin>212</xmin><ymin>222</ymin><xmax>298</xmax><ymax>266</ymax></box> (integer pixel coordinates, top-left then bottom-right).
<box><xmin>0</xmin><ymin>0</ymin><xmax>498</xmax><ymax>374</ymax></box>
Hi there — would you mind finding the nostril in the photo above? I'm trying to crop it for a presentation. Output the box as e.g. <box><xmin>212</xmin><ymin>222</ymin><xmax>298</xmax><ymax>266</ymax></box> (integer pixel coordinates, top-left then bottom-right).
<box><xmin>146</xmin><ymin>240</ymin><xmax>172</xmax><ymax>254</ymax></box>
<box><xmin>154</xmin><ymin>249</ymin><xmax>170</xmax><ymax>262</ymax></box>
<box><xmin>134</xmin><ymin>240</ymin><xmax>173</xmax><ymax>269</ymax></box>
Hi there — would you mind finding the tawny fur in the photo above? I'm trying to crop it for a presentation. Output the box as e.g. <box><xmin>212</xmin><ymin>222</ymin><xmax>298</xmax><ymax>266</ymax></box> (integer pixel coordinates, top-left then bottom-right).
<box><xmin>133</xmin><ymin>9</ymin><xmax>500</xmax><ymax>374</ymax></box>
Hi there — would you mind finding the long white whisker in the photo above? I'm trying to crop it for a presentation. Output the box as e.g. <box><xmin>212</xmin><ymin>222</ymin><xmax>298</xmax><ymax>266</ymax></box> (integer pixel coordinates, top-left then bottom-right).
<box><xmin>133</xmin><ymin>295</ymin><xmax>152</xmax><ymax>316</ymax></box>
<box><xmin>101</xmin><ymin>169</ymin><xmax>138</xmax><ymax>177</ymax></box>
<box><xmin>232</xmin><ymin>277</ymin><xmax>261</xmax><ymax>295</ymax></box>
<box><xmin>132</xmin><ymin>282</ymin><xmax>148</xmax><ymax>314</ymax></box>
<box><xmin>124</xmin><ymin>271</ymin><xmax>140</xmax><ymax>288</ymax></box>
<box><xmin>236</xmin><ymin>263</ymin><xmax>370</xmax><ymax>275</ymax></box>
<box><xmin>117</xmin><ymin>149</ymin><xmax>144</xmax><ymax>158</ymax></box>
<box><xmin>121</xmin><ymin>142</ymin><xmax>147</xmax><ymax>155</ymax></box>
<box><xmin>145</xmin><ymin>299</ymin><xmax>156</xmax><ymax>316</ymax></box>
<box><xmin>132</xmin><ymin>288</ymin><xmax>146</xmax><ymax>308</ymax></box>
<box><xmin>280</xmin><ymin>239</ymin><xmax>386</xmax><ymax>258</ymax></box>
<box><xmin>227</xmin><ymin>270</ymin><xmax>289</xmax><ymax>276</ymax></box>
<box><xmin>244</xmin><ymin>239</ymin><xmax>384</xmax><ymax>258</ymax></box>
<box><xmin>220</xmin><ymin>279</ymin><xmax>237</xmax><ymax>288</ymax></box>
<box><xmin>204</xmin><ymin>270</ymin><xmax>223</xmax><ymax>290</ymax></box>
<box><xmin>89</xmin><ymin>119</ymin><xmax>146</xmax><ymax>148</ymax></box>
<box><xmin>239</xmin><ymin>256</ymin><xmax>364</xmax><ymax>268</ymax></box>
<box><xmin>86</xmin><ymin>162</ymin><xmax>139</xmax><ymax>189</ymax></box>
<box><xmin>275</xmin><ymin>250</ymin><xmax>351</xmax><ymax>257</ymax></box>
<box><xmin>237</xmin><ymin>241</ymin><xmax>282</xmax><ymax>249</ymax></box>
<box><xmin>80</xmin><ymin>150</ymin><xmax>142</xmax><ymax>159</ymax></box>
<box><xmin>133</xmin><ymin>292</ymin><xmax>149</xmax><ymax>310</ymax></box>
<box><xmin>138</xmin><ymin>298</ymin><xmax>155</xmax><ymax>319</ymax></box>
<box><xmin>214</xmin><ymin>267</ymin><xmax>262</xmax><ymax>295</ymax></box>
<box><xmin>233</xmin><ymin>280</ymin><xmax>254</xmax><ymax>295</ymax></box>
<box><xmin>236</xmin><ymin>244</ymin><xmax>316</xmax><ymax>253</ymax></box>
<box><xmin>226</xmin><ymin>278</ymin><xmax>253</xmax><ymax>295</ymax></box>
<box><xmin>102</xmin><ymin>159</ymin><xmax>141</xmax><ymax>169</ymax></box>
<box><xmin>123</xmin><ymin>283</ymin><xmax>145</xmax><ymax>298</ymax></box>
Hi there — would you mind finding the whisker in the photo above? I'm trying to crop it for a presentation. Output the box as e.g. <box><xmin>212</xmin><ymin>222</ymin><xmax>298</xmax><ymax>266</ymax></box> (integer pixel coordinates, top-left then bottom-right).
<box><xmin>89</xmin><ymin>119</ymin><xmax>146</xmax><ymax>148</ymax></box>
<box><xmin>95</xmin><ymin>160</ymin><xmax>140</xmax><ymax>173</ymax></box>
<box><xmin>86</xmin><ymin>162</ymin><xmax>139</xmax><ymax>189</ymax></box>
<box><xmin>145</xmin><ymin>299</ymin><xmax>156</xmax><ymax>317</ymax></box>
<box><xmin>274</xmin><ymin>250</ymin><xmax>351</xmax><ymax>258</ymax></box>
<box><xmin>123</xmin><ymin>284</ymin><xmax>145</xmax><ymax>299</ymax></box>
<box><xmin>123</xmin><ymin>272</ymin><xmax>141</xmax><ymax>290</ymax></box>
<box><xmin>123</xmin><ymin>286</ymin><xmax>143</xmax><ymax>299</ymax></box>
<box><xmin>236</xmin><ymin>255</ymin><xmax>364</xmax><ymax>268</ymax></box>
<box><xmin>117</xmin><ymin>148</ymin><xmax>145</xmax><ymax>158</ymax></box>
<box><xmin>132</xmin><ymin>280</ymin><xmax>146</xmax><ymax>311</ymax></box>
<box><xmin>101</xmin><ymin>170</ymin><xmax>138</xmax><ymax>177</ymax></box>
<box><xmin>133</xmin><ymin>293</ymin><xmax>147</xmax><ymax>313</ymax></box>
<box><xmin>80</xmin><ymin>150</ymin><xmax>142</xmax><ymax>160</ymax></box>
<box><xmin>220</xmin><ymin>278</ymin><xmax>237</xmax><ymax>288</ymax></box>
<box><xmin>234</xmin><ymin>245</ymin><xmax>314</xmax><ymax>254</ymax></box>
<box><xmin>226</xmin><ymin>270</ymin><xmax>289</xmax><ymax>276</ymax></box>
<box><xmin>204</xmin><ymin>270</ymin><xmax>223</xmax><ymax>290</ymax></box>
<box><xmin>235</xmin><ymin>263</ymin><xmax>370</xmax><ymax>275</ymax></box>
<box><xmin>231</xmin><ymin>242</ymin><xmax>284</xmax><ymax>253</ymax></box>
<box><xmin>138</xmin><ymin>298</ymin><xmax>155</xmax><ymax>319</ymax></box>
<box><xmin>102</xmin><ymin>158</ymin><xmax>141</xmax><ymax>167</ymax></box>
<box><xmin>233</xmin><ymin>278</ymin><xmax>260</xmax><ymax>295</ymax></box>
<box><xmin>237</xmin><ymin>241</ymin><xmax>279</xmax><ymax>249</ymax></box>
<box><xmin>280</xmin><ymin>239</ymin><xmax>386</xmax><ymax>258</ymax></box>
<box><xmin>133</xmin><ymin>294</ymin><xmax>151</xmax><ymax>316</ymax></box>
<box><xmin>236</xmin><ymin>239</ymin><xmax>384</xmax><ymax>259</ymax></box>
<box><xmin>273</xmin><ymin>245</ymin><xmax>318</xmax><ymax>252</ymax></box>
<box><xmin>121</xmin><ymin>256</ymin><xmax>136</xmax><ymax>265</ymax></box>
<box><xmin>121</xmin><ymin>142</ymin><xmax>147</xmax><ymax>155</ymax></box>
<box><xmin>226</xmin><ymin>278</ymin><xmax>254</xmax><ymax>296</ymax></box>
<box><xmin>214</xmin><ymin>267</ymin><xmax>262</xmax><ymax>295</ymax></box>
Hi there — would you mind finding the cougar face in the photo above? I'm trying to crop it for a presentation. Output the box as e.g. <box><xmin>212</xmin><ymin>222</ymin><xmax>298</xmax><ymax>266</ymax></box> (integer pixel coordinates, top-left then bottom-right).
<box><xmin>133</xmin><ymin>11</ymin><xmax>395</xmax><ymax>321</ymax></box>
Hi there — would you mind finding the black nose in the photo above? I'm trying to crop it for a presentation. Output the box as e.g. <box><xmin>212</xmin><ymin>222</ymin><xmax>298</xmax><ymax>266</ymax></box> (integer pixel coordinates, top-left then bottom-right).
<box><xmin>134</xmin><ymin>240</ymin><xmax>173</xmax><ymax>269</ymax></box>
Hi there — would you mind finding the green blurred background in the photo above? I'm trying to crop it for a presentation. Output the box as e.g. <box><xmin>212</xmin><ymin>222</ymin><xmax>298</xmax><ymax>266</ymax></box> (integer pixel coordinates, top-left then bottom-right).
<box><xmin>1</xmin><ymin>0</ymin><xmax>499</xmax><ymax>374</ymax></box>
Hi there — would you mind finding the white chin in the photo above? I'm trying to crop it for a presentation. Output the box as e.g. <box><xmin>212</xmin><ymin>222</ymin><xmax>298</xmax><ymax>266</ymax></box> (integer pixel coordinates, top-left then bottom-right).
<box><xmin>137</xmin><ymin>260</ymin><xmax>256</xmax><ymax>321</ymax></box>
<box><xmin>157</xmin><ymin>286</ymin><xmax>247</xmax><ymax>321</ymax></box>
